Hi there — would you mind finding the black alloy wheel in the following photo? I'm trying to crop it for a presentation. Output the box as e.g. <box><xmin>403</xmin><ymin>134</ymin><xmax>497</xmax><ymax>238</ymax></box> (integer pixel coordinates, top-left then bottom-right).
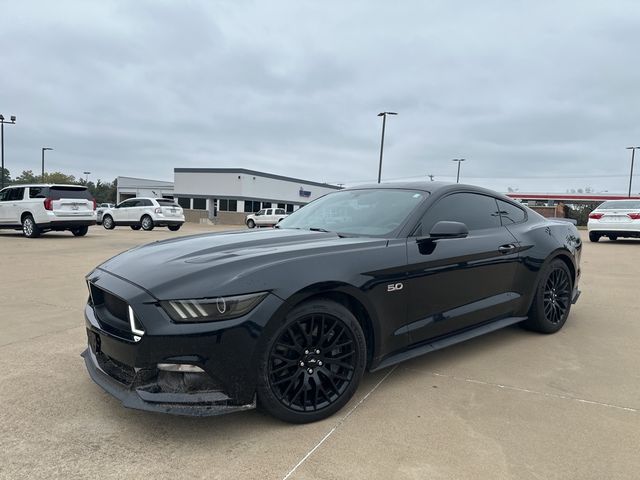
<box><xmin>542</xmin><ymin>267</ymin><xmax>571</xmax><ymax>325</ymax></box>
<box><xmin>523</xmin><ymin>259</ymin><xmax>573</xmax><ymax>333</ymax></box>
<box><xmin>258</xmin><ymin>299</ymin><xmax>366</xmax><ymax>423</ymax></box>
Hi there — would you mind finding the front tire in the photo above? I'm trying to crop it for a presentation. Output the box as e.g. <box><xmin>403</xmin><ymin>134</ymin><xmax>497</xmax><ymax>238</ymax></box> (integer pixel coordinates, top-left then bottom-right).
<box><xmin>22</xmin><ymin>215</ymin><xmax>41</xmax><ymax>238</ymax></box>
<box><xmin>522</xmin><ymin>259</ymin><xmax>573</xmax><ymax>334</ymax></box>
<box><xmin>141</xmin><ymin>215</ymin><xmax>154</xmax><ymax>231</ymax></box>
<box><xmin>130</xmin><ymin>225</ymin><xmax>141</xmax><ymax>230</ymax></box>
<box><xmin>102</xmin><ymin>215</ymin><xmax>115</xmax><ymax>230</ymax></box>
<box><xmin>71</xmin><ymin>226</ymin><xmax>88</xmax><ymax>237</ymax></box>
<box><xmin>588</xmin><ymin>232</ymin><xmax>600</xmax><ymax>242</ymax></box>
<box><xmin>257</xmin><ymin>299</ymin><xmax>366</xmax><ymax>424</ymax></box>
<box><xmin>247</xmin><ymin>219</ymin><xmax>255</xmax><ymax>229</ymax></box>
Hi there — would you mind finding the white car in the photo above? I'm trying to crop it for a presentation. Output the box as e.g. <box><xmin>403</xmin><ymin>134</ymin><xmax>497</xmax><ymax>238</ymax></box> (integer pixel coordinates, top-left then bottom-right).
<box><xmin>96</xmin><ymin>203</ymin><xmax>115</xmax><ymax>224</ymax></box>
<box><xmin>246</xmin><ymin>208</ymin><xmax>288</xmax><ymax>228</ymax></box>
<box><xmin>101</xmin><ymin>197</ymin><xmax>185</xmax><ymax>231</ymax></box>
<box><xmin>587</xmin><ymin>199</ymin><xmax>640</xmax><ymax>242</ymax></box>
<box><xmin>0</xmin><ymin>184</ymin><xmax>96</xmax><ymax>238</ymax></box>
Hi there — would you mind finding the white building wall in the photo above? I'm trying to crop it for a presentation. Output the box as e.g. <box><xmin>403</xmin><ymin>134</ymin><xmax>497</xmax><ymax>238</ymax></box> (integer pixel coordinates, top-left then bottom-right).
<box><xmin>174</xmin><ymin>170</ymin><xmax>338</xmax><ymax>204</ymax></box>
<box><xmin>117</xmin><ymin>176</ymin><xmax>174</xmax><ymax>203</ymax></box>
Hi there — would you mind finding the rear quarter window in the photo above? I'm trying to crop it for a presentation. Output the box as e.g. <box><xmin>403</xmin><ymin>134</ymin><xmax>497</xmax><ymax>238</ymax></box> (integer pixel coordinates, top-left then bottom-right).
<box><xmin>497</xmin><ymin>200</ymin><xmax>526</xmax><ymax>225</ymax></box>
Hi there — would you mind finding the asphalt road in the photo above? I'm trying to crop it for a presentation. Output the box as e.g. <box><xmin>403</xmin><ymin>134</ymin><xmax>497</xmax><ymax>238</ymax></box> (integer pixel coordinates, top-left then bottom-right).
<box><xmin>0</xmin><ymin>224</ymin><xmax>638</xmax><ymax>480</ymax></box>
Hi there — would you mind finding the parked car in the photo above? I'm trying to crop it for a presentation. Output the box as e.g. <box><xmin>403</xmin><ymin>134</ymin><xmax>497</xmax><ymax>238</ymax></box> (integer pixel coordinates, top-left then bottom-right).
<box><xmin>83</xmin><ymin>182</ymin><xmax>581</xmax><ymax>423</ymax></box>
<box><xmin>246</xmin><ymin>208</ymin><xmax>287</xmax><ymax>228</ymax></box>
<box><xmin>96</xmin><ymin>203</ymin><xmax>115</xmax><ymax>224</ymax></box>
<box><xmin>587</xmin><ymin>199</ymin><xmax>640</xmax><ymax>242</ymax></box>
<box><xmin>101</xmin><ymin>197</ymin><xmax>184</xmax><ymax>231</ymax></box>
<box><xmin>0</xmin><ymin>184</ymin><xmax>96</xmax><ymax>238</ymax></box>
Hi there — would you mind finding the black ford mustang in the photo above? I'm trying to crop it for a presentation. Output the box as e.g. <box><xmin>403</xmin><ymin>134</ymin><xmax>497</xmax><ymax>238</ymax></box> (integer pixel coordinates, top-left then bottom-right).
<box><xmin>83</xmin><ymin>182</ymin><xmax>581</xmax><ymax>423</ymax></box>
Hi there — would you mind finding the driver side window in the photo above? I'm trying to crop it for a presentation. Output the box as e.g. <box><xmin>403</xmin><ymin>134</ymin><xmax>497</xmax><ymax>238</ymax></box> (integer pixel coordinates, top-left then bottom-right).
<box><xmin>417</xmin><ymin>193</ymin><xmax>501</xmax><ymax>236</ymax></box>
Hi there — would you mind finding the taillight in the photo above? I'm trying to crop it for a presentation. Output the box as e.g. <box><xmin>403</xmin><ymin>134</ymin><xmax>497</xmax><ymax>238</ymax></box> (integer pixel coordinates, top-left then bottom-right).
<box><xmin>628</xmin><ymin>213</ymin><xmax>640</xmax><ymax>220</ymax></box>
<box><xmin>43</xmin><ymin>198</ymin><xmax>53</xmax><ymax>210</ymax></box>
<box><xmin>92</xmin><ymin>199</ymin><xmax>97</xmax><ymax>210</ymax></box>
<box><xmin>588</xmin><ymin>212</ymin><xmax>603</xmax><ymax>219</ymax></box>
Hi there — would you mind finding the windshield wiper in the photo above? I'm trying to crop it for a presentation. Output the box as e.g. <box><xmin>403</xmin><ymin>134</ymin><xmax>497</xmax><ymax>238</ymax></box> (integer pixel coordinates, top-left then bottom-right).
<box><xmin>308</xmin><ymin>227</ymin><xmax>348</xmax><ymax>238</ymax></box>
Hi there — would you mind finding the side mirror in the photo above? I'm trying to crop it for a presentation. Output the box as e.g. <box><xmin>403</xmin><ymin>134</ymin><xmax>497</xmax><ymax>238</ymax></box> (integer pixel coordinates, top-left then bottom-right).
<box><xmin>418</xmin><ymin>221</ymin><xmax>469</xmax><ymax>242</ymax></box>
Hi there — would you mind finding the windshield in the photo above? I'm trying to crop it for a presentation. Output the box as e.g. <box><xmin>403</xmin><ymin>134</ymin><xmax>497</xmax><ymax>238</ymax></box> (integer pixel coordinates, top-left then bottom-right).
<box><xmin>278</xmin><ymin>188</ymin><xmax>427</xmax><ymax>236</ymax></box>
<box><xmin>598</xmin><ymin>200</ymin><xmax>640</xmax><ymax>210</ymax></box>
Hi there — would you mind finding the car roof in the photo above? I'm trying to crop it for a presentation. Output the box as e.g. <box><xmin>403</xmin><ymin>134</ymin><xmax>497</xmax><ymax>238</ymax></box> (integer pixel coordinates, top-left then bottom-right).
<box><xmin>1</xmin><ymin>183</ymin><xmax>88</xmax><ymax>189</ymax></box>
<box><xmin>343</xmin><ymin>181</ymin><xmax>518</xmax><ymax>203</ymax></box>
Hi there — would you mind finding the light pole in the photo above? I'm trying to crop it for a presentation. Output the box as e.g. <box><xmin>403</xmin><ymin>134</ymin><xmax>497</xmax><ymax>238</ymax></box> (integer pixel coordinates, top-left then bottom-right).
<box><xmin>41</xmin><ymin>147</ymin><xmax>53</xmax><ymax>180</ymax></box>
<box><xmin>0</xmin><ymin>114</ymin><xmax>17</xmax><ymax>189</ymax></box>
<box><xmin>626</xmin><ymin>147</ymin><xmax>640</xmax><ymax>197</ymax></box>
<box><xmin>83</xmin><ymin>171</ymin><xmax>91</xmax><ymax>183</ymax></box>
<box><xmin>377</xmin><ymin>111</ymin><xmax>397</xmax><ymax>183</ymax></box>
<box><xmin>452</xmin><ymin>158</ymin><xmax>465</xmax><ymax>183</ymax></box>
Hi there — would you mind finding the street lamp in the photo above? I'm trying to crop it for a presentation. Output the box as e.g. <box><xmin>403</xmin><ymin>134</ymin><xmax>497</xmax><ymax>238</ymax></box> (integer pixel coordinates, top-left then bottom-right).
<box><xmin>377</xmin><ymin>112</ymin><xmax>398</xmax><ymax>183</ymax></box>
<box><xmin>83</xmin><ymin>171</ymin><xmax>91</xmax><ymax>183</ymax></box>
<box><xmin>41</xmin><ymin>147</ymin><xmax>53</xmax><ymax>180</ymax></box>
<box><xmin>0</xmin><ymin>114</ymin><xmax>17</xmax><ymax>189</ymax></box>
<box><xmin>626</xmin><ymin>147</ymin><xmax>640</xmax><ymax>197</ymax></box>
<box><xmin>452</xmin><ymin>158</ymin><xmax>465</xmax><ymax>183</ymax></box>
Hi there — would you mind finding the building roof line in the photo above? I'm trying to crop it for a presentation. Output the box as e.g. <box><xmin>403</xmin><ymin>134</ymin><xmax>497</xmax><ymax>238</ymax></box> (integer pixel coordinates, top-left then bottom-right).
<box><xmin>174</xmin><ymin>168</ymin><xmax>342</xmax><ymax>190</ymax></box>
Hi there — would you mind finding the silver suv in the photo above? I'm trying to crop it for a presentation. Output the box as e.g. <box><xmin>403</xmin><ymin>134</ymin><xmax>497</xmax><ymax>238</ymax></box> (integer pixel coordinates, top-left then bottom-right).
<box><xmin>0</xmin><ymin>184</ymin><xmax>96</xmax><ymax>238</ymax></box>
<box><xmin>101</xmin><ymin>197</ymin><xmax>185</xmax><ymax>231</ymax></box>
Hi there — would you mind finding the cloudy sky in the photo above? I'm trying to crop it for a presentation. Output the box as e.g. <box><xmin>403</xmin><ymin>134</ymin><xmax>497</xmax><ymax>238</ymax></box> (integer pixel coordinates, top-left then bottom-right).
<box><xmin>2</xmin><ymin>0</ymin><xmax>640</xmax><ymax>193</ymax></box>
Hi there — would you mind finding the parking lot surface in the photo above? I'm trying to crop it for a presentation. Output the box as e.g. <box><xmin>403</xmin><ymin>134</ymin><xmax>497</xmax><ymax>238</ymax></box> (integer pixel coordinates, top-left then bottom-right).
<box><xmin>1</xmin><ymin>225</ymin><xmax>639</xmax><ymax>480</ymax></box>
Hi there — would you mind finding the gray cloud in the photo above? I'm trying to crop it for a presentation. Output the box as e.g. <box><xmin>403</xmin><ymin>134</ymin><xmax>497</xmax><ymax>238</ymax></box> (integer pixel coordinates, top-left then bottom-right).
<box><xmin>2</xmin><ymin>0</ymin><xmax>640</xmax><ymax>194</ymax></box>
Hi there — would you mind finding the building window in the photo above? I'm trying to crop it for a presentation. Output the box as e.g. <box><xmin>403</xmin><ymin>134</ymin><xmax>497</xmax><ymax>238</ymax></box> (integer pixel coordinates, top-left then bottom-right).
<box><xmin>244</xmin><ymin>200</ymin><xmax>261</xmax><ymax>213</ymax></box>
<box><xmin>277</xmin><ymin>203</ymin><xmax>285</xmax><ymax>209</ymax></box>
<box><xmin>177</xmin><ymin>197</ymin><xmax>191</xmax><ymax>209</ymax></box>
<box><xmin>286</xmin><ymin>204</ymin><xmax>294</xmax><ymax>213</ymax></box>
<box><xmin>193</xmin><ymin>198</ymin><xmax>207</xmax><ymax>210</ymax></box>
<box><xmin>262</xmin><ymin>202</ymin><xmax>271</xmax><ymax>209</ymax></box>
<box><xmin>228</xmin><ymin>199</ymin><xmax>237</xmax><ymax>212</ymax></box>
<box><xmin>219</xmin><ymin>199</ymin><xmax>228</xmax><ymax>211</ymax></box>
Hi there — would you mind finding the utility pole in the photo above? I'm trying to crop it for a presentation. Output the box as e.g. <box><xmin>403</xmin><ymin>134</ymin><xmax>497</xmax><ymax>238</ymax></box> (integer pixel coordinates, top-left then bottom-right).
<box><xmin>376</xmin><ymin>112</ymin><xmax>398</xmax><ymax>183</ymax></box>
<box><xmin>626</xmin><ymin>147</ymin><xmax>640</xmax><ymax>197</ymax></box>
<box><xmin>0</xmin><ymin>114</ymin><xmax>17</xmax><ymax>189</ymax></box>
<box><xmin>428</xmin><ymin>174</ymin><xmax>435</xmax><ymax>181</ymax></box>
<box><xmin>41</xmin><ymin>147</ymin><xmax>53</xmax><ymax>180</ymax></box>
<box><xmin>452</xmin><ymin>158</ymin><xmax>465</xmax><ymax>183</ymax></box>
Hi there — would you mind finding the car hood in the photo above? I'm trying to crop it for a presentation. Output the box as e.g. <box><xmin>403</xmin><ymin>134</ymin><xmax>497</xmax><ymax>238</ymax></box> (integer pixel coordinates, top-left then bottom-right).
<box><xmin>97</xmin><ymin>228</ymin><xmax>387</xmax><ymax>300</ymax></box>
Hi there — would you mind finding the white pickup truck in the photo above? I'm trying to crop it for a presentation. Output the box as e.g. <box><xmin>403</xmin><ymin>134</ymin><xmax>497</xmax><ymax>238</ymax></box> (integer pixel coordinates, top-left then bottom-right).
<box><xmin>246</xmin><ymin>208</ymin><xmax>288</xmax><ymax>228</ymax></box>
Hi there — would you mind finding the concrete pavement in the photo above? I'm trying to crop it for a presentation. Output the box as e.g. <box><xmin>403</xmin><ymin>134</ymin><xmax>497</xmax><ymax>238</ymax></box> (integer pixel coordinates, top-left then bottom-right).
<box><xmin>0</xmin><ymin>225</ymin><xmax>638</xmax><ymax>479</ymax></box>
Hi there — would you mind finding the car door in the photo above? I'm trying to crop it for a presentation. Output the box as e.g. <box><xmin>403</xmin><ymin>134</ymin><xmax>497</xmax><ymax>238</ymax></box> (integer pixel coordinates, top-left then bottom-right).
<box><xmin>6</xmin><ymin>187</ymin><xmax>25</xmax><ymax>225</ymax></box>
<box><xmin>129</xmin><ymin>199</ymin><xmax>145</xmax><ymax>223</ymax></box>
<box><xmin>0</xmin><ymin>188</ymin><xmax>11</xmax><ymax>224</ymax></box>
<box><xmin>264</xmin><ymin>208</ymin><xmax>275</xmax><ymax>225</ymax></box>
<box><xmin>403</xmin><ymin>192</ymin><xmax>522</xmax><ymax>345</ymax></box>
<box><xmin>114</xmin><ymin>199</ymin><xmax>134</xmax><ymax>222</ymax></box>
<box><xmin>254</xmin><ymin>209</ymin><xmax>266</xmax><ymax>225</ymax></box>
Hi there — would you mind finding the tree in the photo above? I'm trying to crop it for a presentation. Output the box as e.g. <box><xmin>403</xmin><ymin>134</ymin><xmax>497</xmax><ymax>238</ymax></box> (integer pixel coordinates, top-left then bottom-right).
<box><xmin>13</xmin><ymin>170</ymin><xmax>38</xmax><ymax>184</ymax></box>
<box><xmin>0</xmin><ymin>167</ymin><xmax>10</xmax><ymax>186</ymax></box>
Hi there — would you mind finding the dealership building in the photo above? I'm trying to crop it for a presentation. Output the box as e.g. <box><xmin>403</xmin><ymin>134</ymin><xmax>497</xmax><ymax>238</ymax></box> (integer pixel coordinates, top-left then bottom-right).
<box><xmin>172</xmin><ymin>168</ymin><xmax>341</xmax><ymax>224</ymax></box>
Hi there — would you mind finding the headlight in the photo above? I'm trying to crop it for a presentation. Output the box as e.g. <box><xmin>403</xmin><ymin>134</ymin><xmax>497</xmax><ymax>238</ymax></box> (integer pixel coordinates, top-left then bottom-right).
<box><xmin>160</xmin><ymin>292</ymin><xmax>268</xmax><ymax>323</ymax></box>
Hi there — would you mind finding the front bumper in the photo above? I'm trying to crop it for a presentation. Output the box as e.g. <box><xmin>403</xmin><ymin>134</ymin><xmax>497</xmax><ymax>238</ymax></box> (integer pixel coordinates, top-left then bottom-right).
<box><xmin>82</xmin><ymin>269</ymin><xmax>284</xmax><ymax>416</ymax></box>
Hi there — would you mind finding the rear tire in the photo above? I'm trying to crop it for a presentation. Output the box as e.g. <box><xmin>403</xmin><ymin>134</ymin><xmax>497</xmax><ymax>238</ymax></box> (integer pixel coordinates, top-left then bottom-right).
<box><xmin>168</xmin><ymin>224</ymin><xmax>181</xmax><ymax>231</ymax></box>
<box><xmin>522</xmin><ymin>259</ymin><xmax>573</xmax><ymax>334</ymax></box>
<box><xmin>247</xmin><ymin>219</ymin><xmax>255</xmax><ymax>229</ymax></box>
<box><xmin>130</xmin><ymin>225</ymin><xmax>141</xmax><ymax>230</ymax></box>
<box><xmin>22</xmin><ymin>215</ymin><xmax>41</xmax><ymax>238</ymax></box>
<box><xmin>102</xmin><ymin>215</ymin><xmax>115</xmax><ymax>230</ymax></box>
<box><xmin>141</xmin><ymin>215</ymin><xmax>154</xmax><ymax>231</ymax></box>
<box><xmin>257</xmin><ymin>299</ymin><xmax>366</xmax><ymax>424</ymax></box>
<box><xmin>588</xmin><ymin>232</ymin><xmax>600</xmax><ymax>242</ymax></box>
<box><xmin>608</xmin><ymin>235</ymin><xmax>618</xmax><ymax>241</ymax></box>
<box><xmin>72</xmin><ymin>226</ymin><xmax>88</xmax><ymax>237</ymax></box>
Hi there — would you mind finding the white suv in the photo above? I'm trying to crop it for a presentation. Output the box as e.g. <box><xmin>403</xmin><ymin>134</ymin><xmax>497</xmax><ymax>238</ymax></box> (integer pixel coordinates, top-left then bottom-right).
<box><xmin>0</xmin><ymin>184</ymin><xmax>96</xmax><ymax>238</ymax></box>
<box><xmin>101</xmin><ymin>197</ymin><xmax>185</xmax><ymax>231</ymax></box>
<box><xmin>246</xmin><ymin>208</ymin><xmax>288</xmax><ymax>228</ymax></box>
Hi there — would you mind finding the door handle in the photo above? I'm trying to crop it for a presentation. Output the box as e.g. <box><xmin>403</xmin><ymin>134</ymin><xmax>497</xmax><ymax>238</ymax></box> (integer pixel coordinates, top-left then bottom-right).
<box><xmin>498</xmin><ymin>244</ymin><xmax>517</xmax><ymax>254</ymax></box>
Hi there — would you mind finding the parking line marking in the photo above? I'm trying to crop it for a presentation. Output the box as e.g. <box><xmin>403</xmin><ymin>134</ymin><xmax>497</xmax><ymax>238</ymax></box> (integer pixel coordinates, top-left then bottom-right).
<box><xmin>281</xmin><ymin>365</ymin><xmax>398</xmax><ymax>480</ymax></box>
<box><xmin>428</xmin><ymin>371</ymin><xmax>638</xmax><ymax>413</ymax></box>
